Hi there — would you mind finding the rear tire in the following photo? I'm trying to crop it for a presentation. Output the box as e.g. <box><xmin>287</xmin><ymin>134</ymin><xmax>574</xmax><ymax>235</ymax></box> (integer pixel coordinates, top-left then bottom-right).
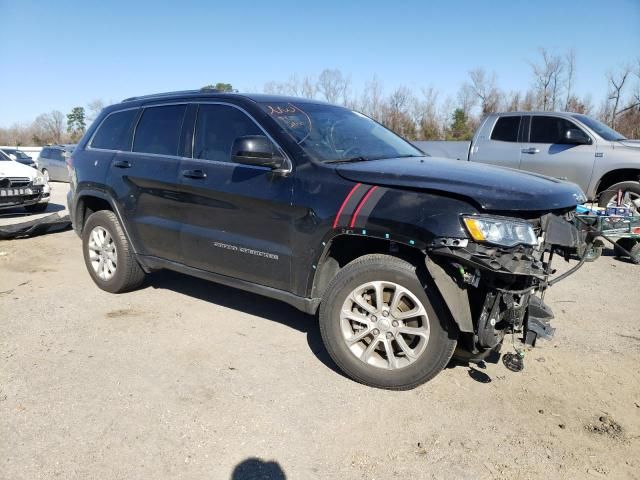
<box><xmin>82</xmin><ymin>210</ymin><xmax>146</xmax><ymax>293</ymax></box>
<box><xmin>319</xmin><ymin>254</ymin><xmax>457</xmax><ymax>390</ymax></box>
<box><xmin>597</xmin><ymin>181</ymin><xmax>640</xmax><ymax>213</ymax></box>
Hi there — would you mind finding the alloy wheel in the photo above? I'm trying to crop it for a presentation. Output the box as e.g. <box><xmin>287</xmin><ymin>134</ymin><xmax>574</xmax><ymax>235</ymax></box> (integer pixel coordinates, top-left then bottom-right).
<box><xmin>339</xmin><ymin>281</ymin><xmax>430</xmax><ymax>370</ymax></box>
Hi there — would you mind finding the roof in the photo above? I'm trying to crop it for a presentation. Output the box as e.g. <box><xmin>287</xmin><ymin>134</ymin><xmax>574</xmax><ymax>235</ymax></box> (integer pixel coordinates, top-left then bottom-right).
<box><xmin>486</xmin><ymin>111</ymin><xmax>584</xmax><ymax>117</ymax></box>
<box><xmin>120</xmin><ymin>89</ymin><xmax>329</xmax><ymax>105</ymax></box>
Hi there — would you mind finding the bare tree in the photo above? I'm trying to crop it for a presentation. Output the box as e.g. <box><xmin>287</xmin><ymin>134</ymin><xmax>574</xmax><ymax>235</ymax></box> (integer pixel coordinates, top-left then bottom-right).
<box><xmin>467</xmin><ymin>68</ymin><xmax>500</xmax><ymax>114</ymax></box>
<box><xmin>359</xmin><ymin>75</ymin><xmax>384</xmax><ymax>121</ymax></box>
<box><xmin>34</xmin><ymin>110</ymin><xmax>65</xmax><ymax>144</ymax></box>
<box><xmin>413</xmin><ymin>87</ymin><xmax>441</xmax><ymax>140</ymax></box>
<box><xmin>86</xmin><ymin>99</ymin><xmax>105</xmax><ymax>123</ymax></box>
<box><xmin>563</xmin><ymin>49</ymin><xmax>576</xmax><ymax>111</ymax></box>
<box><xmin>530</xmin><ymin>48</ymin><xmax>564</xmax><ymax>110</ymax></box>
<box><xmin>317</xmin><ymin>69</ymin><xmax>351</xmax><ymax>105</ymax></box>
<box><xmin>456</xmin><ymin>83</ymin><xmax>476</xmax><ymax>116</ymax></box>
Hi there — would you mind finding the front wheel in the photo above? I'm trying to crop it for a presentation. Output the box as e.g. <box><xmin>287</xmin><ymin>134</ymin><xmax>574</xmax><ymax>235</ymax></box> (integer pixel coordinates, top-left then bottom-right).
<box><xmin>319</xmin><ymin>254</ymin><xmax>457</xmax><ymax>390</ymax></box>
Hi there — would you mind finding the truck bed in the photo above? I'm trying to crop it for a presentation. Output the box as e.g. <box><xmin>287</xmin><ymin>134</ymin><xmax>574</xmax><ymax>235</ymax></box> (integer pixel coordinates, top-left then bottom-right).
<box><xmin>413</xmin><ymin>141</ymin><xmax>471</xmax><ymax>161</ymax></box>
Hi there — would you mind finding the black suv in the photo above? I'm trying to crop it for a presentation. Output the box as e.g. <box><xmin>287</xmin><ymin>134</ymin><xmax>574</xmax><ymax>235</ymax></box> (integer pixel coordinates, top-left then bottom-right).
<box><xmin>68</xmin><ymin>89</ymin><xmax>588</xmax><ymax>389</ymax></box>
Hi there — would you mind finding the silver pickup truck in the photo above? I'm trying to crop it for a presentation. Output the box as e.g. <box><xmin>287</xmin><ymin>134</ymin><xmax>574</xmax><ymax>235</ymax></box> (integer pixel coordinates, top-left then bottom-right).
<box><xmin>415</xmin><ymin>112</ymin><xmax>640</xmax><ymax>213</ymax></box>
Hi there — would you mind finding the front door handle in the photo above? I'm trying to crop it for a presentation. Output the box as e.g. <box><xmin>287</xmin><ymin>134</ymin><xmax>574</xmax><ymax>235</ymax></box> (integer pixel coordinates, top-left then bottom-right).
<box><xmin>113</xmin><ymin>160</ymin><xmax>132</xmax><ymax>168</ymax></box>
<box><xmin>521</xmin><ymin>147</ymin><xmax>540</xmax><ymax>154</ymax></box>
<box><xmin>182</xmin><ymin>169</ymin><xmax>207</xmax><ymax>179</ymax></box>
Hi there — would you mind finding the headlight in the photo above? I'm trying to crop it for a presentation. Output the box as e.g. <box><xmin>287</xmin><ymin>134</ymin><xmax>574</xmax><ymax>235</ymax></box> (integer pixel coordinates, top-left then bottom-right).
<box><xmin>462</xmin><ymin>215</ymin><xmax>537</xmax><ymax>247</ymax></box>
<box><xmin>32</xmin><ymin>173</ymin><xmax>47</xmax><ymax>186</ymax></box>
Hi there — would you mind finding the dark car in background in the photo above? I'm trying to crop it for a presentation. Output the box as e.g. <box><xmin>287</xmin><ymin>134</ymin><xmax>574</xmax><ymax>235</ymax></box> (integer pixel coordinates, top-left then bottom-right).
<box><xmin>38</xmin><ymin>144</ymin><xmax>75</xmax><ymax>182</ymax></box>
<box><xmin>0</xmin><ymin>147</ymin><xmax>37</xmax><ymax>169</ymax></box>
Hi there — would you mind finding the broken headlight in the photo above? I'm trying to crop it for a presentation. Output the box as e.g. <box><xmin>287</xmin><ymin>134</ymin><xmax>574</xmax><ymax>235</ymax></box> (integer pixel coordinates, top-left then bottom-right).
<box><xmin>462</xmin><ymin>215</ymin><xmax>538</xmax><ymax>247</ymax></box>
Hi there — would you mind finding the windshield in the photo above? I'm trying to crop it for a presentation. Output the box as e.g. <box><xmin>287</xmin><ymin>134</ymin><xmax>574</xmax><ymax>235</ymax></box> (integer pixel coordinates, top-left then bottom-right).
<box><xmin>0</xmin><ymin>150</ymin><xmax>11</xmax><ymax>161</ymax></box>
<box><xmin>572</xmin><ymin>114</ymin><xmax>626</xmax><ymax>141</ymax></box>
<box><xmin>259</xmin><ymin>102</ymin><xmax>423</xmax><ymax>162</ymax></box>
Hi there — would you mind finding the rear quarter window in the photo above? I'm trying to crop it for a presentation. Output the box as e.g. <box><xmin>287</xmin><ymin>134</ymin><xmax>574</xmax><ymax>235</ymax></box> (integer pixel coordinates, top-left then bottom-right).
<box><xmin>490</xmin><ymin>116</ymin><xmax>521</xmax><ymax>142</ymax></box>
<box><xmin>91</xmin><ymin>109</ymin><xmax>139</xmax><ymax>151</ymax></box>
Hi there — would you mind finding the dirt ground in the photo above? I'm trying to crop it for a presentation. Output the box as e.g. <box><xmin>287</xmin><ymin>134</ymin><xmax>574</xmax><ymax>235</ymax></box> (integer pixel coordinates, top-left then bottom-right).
<box><xmin>1</xmin><ymin>185</ymin><xmax>639</xmax><ymax>479</ymax></box>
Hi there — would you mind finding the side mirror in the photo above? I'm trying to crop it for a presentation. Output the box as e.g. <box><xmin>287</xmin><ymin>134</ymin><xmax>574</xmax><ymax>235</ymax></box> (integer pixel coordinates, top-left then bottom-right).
<box><xmin>231</xmin><ymin>135</ymin><xmax>287</xmax><ymax>170</ymax></box>
<box><xmin>564</xmin><ymin>129</ymin><xmax>591</xmax><ymax>145</ymax></box>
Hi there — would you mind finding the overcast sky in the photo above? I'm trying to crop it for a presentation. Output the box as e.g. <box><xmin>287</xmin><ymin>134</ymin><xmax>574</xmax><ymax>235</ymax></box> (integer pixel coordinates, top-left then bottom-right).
<box><xmin>0</xmin><ymin>0</ymin><xmax>638</xmax><ymax>126</ymax></box>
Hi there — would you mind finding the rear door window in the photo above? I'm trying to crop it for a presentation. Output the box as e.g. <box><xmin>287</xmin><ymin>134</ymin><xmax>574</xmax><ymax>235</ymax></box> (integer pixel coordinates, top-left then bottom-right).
<box><xmin>133</xmin><ymin>105</ymin><xmax>187</xmax><ymax>156</ymax></box>
<box><xmin>490</xmin><ymin>116</ymin><xmax>521</xmax><ymax>142</ymax></box>
<box><xmin>530</xmin><ymin>116</ymin><xmax>582</xmax><ymax>144</ymax></box>
<box><xmin>193</xmin><ymin>104</ymin><xmax>263</xmax><ymax>162</ymax></box>
<box><xmin>91</xmin><ymin>109</ymin><xmax>139</xmax><ymax>151</ymax></box>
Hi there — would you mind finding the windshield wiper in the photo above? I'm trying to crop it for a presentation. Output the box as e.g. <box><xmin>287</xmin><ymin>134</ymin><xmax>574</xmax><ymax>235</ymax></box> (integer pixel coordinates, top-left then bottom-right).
<box><xmin>324</xmin><ymin>156</ymin><xmax>370</xmax><ymax>164</ymax></box>
<box><xmin>324</xmin><ymin>153</ymin><xmax>424</xmax><ymax>164</ymax></box>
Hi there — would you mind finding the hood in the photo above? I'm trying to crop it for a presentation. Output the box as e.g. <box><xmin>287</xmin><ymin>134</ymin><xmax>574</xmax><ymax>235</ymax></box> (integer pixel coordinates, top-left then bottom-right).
<box><xmin>335</xmin><ymin>156</ymin><xmax>585</xmax><ymax>212</ymax></box>
<box><xmin>0</xmin><ymin>160</ymin><xmax>39</xmax><ymax>179</ymax></box>
<box><xmin>618</xmin><ymin>139</ymin><xmax>640</xmax><ymax>149</ymax></box>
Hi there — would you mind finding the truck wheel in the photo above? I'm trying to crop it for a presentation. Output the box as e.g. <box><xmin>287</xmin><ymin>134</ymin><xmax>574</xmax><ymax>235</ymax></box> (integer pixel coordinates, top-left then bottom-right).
<box><xmin>597</xmin><ymin>181</ymin><xmax>640</xmax><ymax>214</ymax></box>
<box><xmin>319</xmin><ymin>254</ymin><xmax>457</xmax><ymax>390</ymax></box>
<box><xmin>82</xmin><ymin>210</ymin><xmax>146</xmax><ymax>293</ymax></box>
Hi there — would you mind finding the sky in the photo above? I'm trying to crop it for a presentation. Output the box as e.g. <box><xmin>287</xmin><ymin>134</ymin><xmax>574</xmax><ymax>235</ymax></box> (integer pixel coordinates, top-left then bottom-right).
<box><xmin>0</xmin><ymin>0</ymin><xmax>639</xmax><ymax>127</ymax></box>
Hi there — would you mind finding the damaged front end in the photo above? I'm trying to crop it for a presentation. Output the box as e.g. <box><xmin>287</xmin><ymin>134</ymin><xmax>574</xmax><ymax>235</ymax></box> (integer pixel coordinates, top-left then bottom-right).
<box><xmin>425</xmin><ymin>210</ymin><xmax>588</xmax><ymax>359</ymax></box>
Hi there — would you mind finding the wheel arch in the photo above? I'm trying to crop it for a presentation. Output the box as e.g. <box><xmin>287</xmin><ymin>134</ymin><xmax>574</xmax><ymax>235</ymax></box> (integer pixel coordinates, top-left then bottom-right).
<box><xmin>309</xmin><ymin>234</ymin><xmax>473</xmax><ymax>333</ymax></box>
<box><xmin>74</xmin><ymin>190</ymin><xmax>140</xmax><ymax>255</ymax></box>
<box><xmin>595</xmin><ymin>169</ymin><xmax>640</xmax><ymax>197</ymax></box>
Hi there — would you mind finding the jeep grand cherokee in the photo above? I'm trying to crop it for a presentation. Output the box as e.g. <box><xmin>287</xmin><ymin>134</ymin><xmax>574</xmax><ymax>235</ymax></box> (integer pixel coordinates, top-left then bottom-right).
<box><xmin>68</xmin><ymin>89</ymin><xmax>588</xmax><ymax>389</ymax></box>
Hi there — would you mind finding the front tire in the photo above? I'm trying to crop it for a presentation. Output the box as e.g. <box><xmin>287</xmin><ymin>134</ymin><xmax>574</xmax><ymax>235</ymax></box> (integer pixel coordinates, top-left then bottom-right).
<box><xmin>319</xmin><ymin>254</ymin><xmax>457</xmax><ymax>390</ymax></box>
<box><xmin>82</xmin><ymin>210</ymin><xmax>146</xmax><ymax>293</ymax></box>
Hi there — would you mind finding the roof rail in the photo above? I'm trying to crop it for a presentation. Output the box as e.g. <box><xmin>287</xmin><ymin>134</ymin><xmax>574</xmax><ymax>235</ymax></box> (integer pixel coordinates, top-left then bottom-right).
<box><xmin>121</xmin><ymin>87</ymin><xmax>222</xmax><ymax>103</ymax></box>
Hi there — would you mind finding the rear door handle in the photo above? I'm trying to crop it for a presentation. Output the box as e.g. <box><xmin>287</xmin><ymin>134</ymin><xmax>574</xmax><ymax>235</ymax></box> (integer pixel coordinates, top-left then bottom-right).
<box><xmin>521</xmin><ymin>147</ymin><xmax>540</xmax><ymax>154</ymax></box>
<box><xmin>182</xmin><ymin>169</ymin><xmax>207</xmax><ymax>179</ymax></box>
<box><xmin>113</xmin><ymin>160</ymin><xmax>132</xmax><ymax>168</ymax></box>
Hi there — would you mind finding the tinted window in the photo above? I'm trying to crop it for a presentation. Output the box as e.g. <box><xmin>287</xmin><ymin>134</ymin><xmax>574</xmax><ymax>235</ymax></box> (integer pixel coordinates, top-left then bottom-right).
<box><xmin>571</xmin><ymin>114</ymin><xmax>626</xmax><ymax>141</ymax></box>
<box><xmin>530</xmin><ymin>116</ymin><xmax>584</xmax><ymax>144</ymax></box>
<box><xmin>194</xmin><ymin>104</ymin><xmax>262</xmax><ymax>162</ymax></box>
<box><xmin>51</xmin><ymin>149</ymin><xmax>64</xmax><ymax>162</ymax></box>
<box><xmin>133</xmin><ymin>105</ymin><xmax>187</xmax><ymax>156</ymax></box>
<box><xmin>91</xmin><ymin>109</ymin><xmax>138</xmax><ymax>150</ymax></box>
<box><xmin>491</xmin><ymin>116</ymin><xmax>521</xmax><ymax>142</ymax></box>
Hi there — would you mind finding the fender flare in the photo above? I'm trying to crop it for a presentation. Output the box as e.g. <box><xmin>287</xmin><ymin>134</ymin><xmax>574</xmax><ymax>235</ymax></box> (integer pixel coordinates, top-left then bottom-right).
<box><xmin>74</xmin><ymin>189</ymin><xmax>140</xmax><ymax>255</ymax></box>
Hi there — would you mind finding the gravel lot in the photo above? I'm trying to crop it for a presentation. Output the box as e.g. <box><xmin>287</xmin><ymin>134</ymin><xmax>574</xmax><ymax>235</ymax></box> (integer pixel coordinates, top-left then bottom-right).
<box><xmin>1</xmin><ymin>184</ymin><xmax>639</xmax><ymax>479</ymax></box>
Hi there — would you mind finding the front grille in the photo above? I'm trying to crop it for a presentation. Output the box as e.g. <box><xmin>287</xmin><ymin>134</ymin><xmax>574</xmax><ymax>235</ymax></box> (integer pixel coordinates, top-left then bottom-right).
<box><xmin>0</xmin><ymin>177</ymin><xmax>31</xmax><ymax>188</ymax></box>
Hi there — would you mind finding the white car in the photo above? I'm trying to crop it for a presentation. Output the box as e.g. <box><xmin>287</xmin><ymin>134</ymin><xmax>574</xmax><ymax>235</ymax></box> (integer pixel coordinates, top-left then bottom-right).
<box><xmin>0</xmin><ymin>149</ymin><xmax>50</xmax><ymax>213</ymax></box>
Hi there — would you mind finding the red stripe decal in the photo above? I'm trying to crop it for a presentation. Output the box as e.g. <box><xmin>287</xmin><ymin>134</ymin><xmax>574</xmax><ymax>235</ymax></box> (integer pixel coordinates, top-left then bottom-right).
<box><xmin>333</xmin><ymin>183</ymin><xmax>362</xmax><ymax>229</ymax></box>
<box><xmin>350</xmin><ymin>186</ymin><xmax>378</xmax><ymax>228</ymax></box>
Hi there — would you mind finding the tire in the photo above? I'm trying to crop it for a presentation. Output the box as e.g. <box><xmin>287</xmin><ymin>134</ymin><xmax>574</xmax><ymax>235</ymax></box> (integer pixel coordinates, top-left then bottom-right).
<box><xmin>630</xmin><ymin>243</ymin><xmax>640</xmax><ymax>265</ymax></box>
<box><xmin>42</xmin><ymin>169</ymin><xmax>49</xmax><ymax>182</ymax></box>
<box><xmin>24</xmin><ymin>202</ymin><xmax>48</xmax><ymax>213</ymax></box>
<box><xmin>82</xmin><ymin>210</ymin><xmax>146</xmax><ymax>293</ymax></box>
<box><xmin>597</xmin><ymin>181</ymin><xmax>640</xmax><ymax>212</ymax></box>
<box><xmin>583</xmin><ymin>245</ymin><xmax>603</xmax><ymax>262</ymax></box>
<box><xmin>614</xmin><ymin>238</ymin><xmax>636</xmax><ymax>258</ymax></box>
<box><xmin>319</xmin><ymin>254</ymin><xmax>458</xmax><ymax>390</ymax></box>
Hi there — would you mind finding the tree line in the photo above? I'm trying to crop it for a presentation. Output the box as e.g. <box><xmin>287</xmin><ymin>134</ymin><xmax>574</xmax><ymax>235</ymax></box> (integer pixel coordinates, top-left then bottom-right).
<box><xmin>1</xmin><ymin>49</ymin><xmax>638</xmax><ymax>146</ymax></box>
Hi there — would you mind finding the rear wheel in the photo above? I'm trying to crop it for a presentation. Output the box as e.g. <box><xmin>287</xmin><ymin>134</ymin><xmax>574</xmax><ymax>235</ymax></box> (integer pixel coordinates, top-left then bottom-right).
<box><xmin>82</xmin><ymin>210</ymin><xmax>146</xmax><ymax>293</ymax></box>
<box><xmin>597</xmin><ymin>181</ymin><xmax>640</xmax><ymax>214</ymax></box>
<box><xmin>319</xmin><ymin>254</ymin><xmax>457</xmax><ymax>390</ymax></box>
